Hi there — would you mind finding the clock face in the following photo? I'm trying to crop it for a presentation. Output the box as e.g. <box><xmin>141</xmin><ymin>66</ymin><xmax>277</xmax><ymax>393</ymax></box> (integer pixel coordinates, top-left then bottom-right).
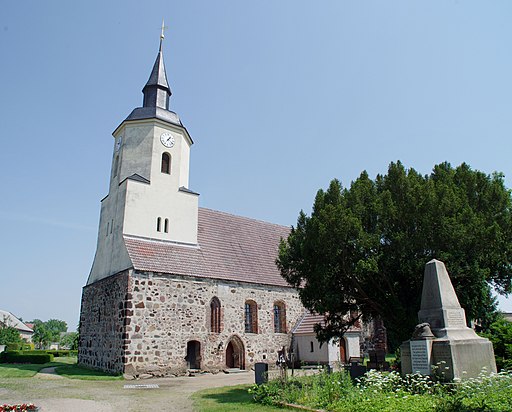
<box><xmin>160</xmin><ymin>132</ymin><xmax>175</xmax><ymax>148</ymax></box>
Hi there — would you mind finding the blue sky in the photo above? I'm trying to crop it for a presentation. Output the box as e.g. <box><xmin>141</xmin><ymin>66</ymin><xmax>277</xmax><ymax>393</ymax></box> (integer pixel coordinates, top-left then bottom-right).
<box><xmin>1</xmin><ymin>1</ymin><xmax>512</xmax><ymax>330</ymax></box>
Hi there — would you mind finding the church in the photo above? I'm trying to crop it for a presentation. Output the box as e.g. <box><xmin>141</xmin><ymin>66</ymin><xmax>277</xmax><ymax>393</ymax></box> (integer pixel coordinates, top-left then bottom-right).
<box><xmin>78</xmin><ymin>36</ymin><xmax>367</xmax><ymax>376</ymax></box>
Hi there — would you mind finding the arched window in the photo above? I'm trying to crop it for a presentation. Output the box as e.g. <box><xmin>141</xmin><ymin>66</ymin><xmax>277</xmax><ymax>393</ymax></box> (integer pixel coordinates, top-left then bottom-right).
<box><xmin>161</xmin><ymin>153</ymin><xmax>171</xmax><ymax>174</ymax></box>
<box><xmin>164</xmin><ymin>218</ymin><xmax>169</xmax><ymax>233</ymax></box>
<box><xmin>244</xmin><ymin>300</ymin><xmax>258</xmax><ymax>334</ymax></box>
<box><xmin>156</xmin><ymin>217</ymin><xmax>162</xmax><ymax>232</ymax></box>
<box><xmin>273</xmin><ymin>301</ymin><xmax>286</xmax><ymax>333</ymax></box>
<box><xmin>210</xmin><ymin>297</ymin><xmax>221</xmax><ymax>333</ymax></box>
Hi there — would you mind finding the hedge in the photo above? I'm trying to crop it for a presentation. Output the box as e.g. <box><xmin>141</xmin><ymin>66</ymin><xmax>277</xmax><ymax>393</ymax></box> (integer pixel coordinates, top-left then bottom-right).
<box><xmin>0</xmin><ymin>351</ymin><xmax>53</xmax><ymax>364</ymax></box>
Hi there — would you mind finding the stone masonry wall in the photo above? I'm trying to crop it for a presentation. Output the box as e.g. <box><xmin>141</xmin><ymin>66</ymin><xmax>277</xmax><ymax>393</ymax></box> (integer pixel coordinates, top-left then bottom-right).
<box><xmin>124</xmin><ymin>271</ymin><xmax>304</xmax><ymax>376</ymax></box>
<box><xmin>78</xmin><ymin>271</ymin><xmax>131</xmax><ymax>374</ymax></box>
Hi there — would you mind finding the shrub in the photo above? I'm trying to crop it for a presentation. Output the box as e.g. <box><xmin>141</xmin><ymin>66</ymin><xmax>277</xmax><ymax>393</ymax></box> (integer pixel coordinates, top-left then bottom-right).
<box><xmin>5</xmin><ymin>343</ymin><xmax>23</xmax><ymax>352</ymax></box>
<box><xmin>480</xmin><ymin>318</ymin><xmax>512</xmax><ymax>371</ymax></box>
<box><xmin>47</xmin><ymin>350</ymin><xmax>70</xmax><ymax>357</ymax></box>
<box><xmin>0</xmin><ymin>351</ymin><xmax>53</xmax><ymax>364</ymax></box>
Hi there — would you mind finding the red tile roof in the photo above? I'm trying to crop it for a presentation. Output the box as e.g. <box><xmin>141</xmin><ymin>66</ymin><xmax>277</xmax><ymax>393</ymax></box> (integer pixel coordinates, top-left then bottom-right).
<box><xmin>293</xmin><ymin>313</ymin><xmax>327</xmax><ymax>335</ymax></box>
<box><xmin>293</xmin><ymin>312</ymin><xmax>362</xmax><ymax>335</ymax></box>
<box><xmin>124</xmin><ymin>207</ymin><xmax>292</xmax><ymax>287</ymax></box>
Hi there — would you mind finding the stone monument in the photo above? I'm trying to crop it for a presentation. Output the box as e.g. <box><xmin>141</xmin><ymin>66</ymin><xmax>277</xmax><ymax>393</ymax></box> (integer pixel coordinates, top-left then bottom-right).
<box><xmin>401</xmin><ymin>259</ymin><xmax>496</xmax><ymax>380</ymax></box>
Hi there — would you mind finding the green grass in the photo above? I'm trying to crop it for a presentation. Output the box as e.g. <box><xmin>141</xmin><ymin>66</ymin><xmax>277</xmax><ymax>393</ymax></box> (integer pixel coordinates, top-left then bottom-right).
<box><xmin>0</xmin><ymin>356</ymin><xmax>121</xmax><ymax>380</ymax></box>
<box><xmin>192</xmin><ymin>384</ymin><xmax>283</xmax><ymax>412</ymax></box>
<box><xmin>54</xmin><ymin>363</ymin><xmax>123</xmax><ymax>380</ymax></box>
<box><xmin>0</xmin><ymin>356</ymin><xmax>76</xmax><ymax>378</ymax></box>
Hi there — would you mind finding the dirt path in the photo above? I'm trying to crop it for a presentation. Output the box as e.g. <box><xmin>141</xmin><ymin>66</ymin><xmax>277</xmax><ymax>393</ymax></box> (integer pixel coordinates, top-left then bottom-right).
<box><xmin>0</xmin><ymin>371</ymin><xmax>256</xmax><ymax>412</ymax></box>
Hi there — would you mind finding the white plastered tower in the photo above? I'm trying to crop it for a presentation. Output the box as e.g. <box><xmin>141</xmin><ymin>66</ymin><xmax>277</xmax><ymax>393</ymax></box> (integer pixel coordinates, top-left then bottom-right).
<box><xmin>87</xmin><ymin>39</ymin><xmax>199</xmax><ymax>285</ymax></box>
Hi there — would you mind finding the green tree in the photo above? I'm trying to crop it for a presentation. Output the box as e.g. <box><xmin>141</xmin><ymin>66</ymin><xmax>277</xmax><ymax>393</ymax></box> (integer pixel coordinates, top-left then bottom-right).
<box><xmin>45</xmin><ymin>319</ymin><xmax>67</xmax><ymax>343</ymax></box>
<box><xmin>0</xmin><ymin>326</ymin><xmax>22</xmax><ymax>345</ymax></box>
<box><xmin>278</xmin><ymin>162</ymin><xmax>512</xmax><ymax>349</ymax></box>
<box><xmin>480</xmin><ymin>317</ymin><xmax>512</xmax><ymax>371</ymax></box>
<box><xmin>31</xmin><ymin>319</ymin><xmax>52</xmax><ymax>349</ymax></box>
<box><xmin>59</xmin><ymin>332</ymin><xmax>78</xmax><ymax>350</ymax></box>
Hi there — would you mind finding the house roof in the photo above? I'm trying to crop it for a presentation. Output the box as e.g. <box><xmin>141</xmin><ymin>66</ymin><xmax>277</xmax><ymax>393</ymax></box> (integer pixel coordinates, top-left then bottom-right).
<box><xmin>124</xmin><ymin>207</ymin><xmax>291</xmax><ymax>287</ymax></box>
<box><xmin>292</xmin><ymin>312</ymin><xmax>362</xmax><ymax>335</ymax></box>
<box><xmin>0</xmin><ymin>310</ymin><xmax>33</xmax><ymax>333</ymax></box>
<box><xmin>292</xmin><ymin>312</ymin><xmax>327</xmax><ymax>335</ymax></box>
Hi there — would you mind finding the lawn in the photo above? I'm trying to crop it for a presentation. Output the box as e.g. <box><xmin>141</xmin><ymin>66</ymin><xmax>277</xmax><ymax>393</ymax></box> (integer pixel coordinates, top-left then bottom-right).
<box><xmin>0</xmin><ymin>356</ymin><xmax>122</xmax><ymax>380</ymax></box>
<box><xmin>192</xmin><ymin>384</ymin><xmax>283</xmax><ymax>412</ymax></box>
<box><xmin>0</xmin><ymin>356</ymin><xmax>75</xmax><ymax>378</ymax></box>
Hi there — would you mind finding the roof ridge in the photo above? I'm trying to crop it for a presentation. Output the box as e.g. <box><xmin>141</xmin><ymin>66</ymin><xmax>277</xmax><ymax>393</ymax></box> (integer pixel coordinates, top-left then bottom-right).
<box><xmin>199</xmin><ymin>207</ymin><xmax>291</xmax><ymax>230</ymax></box>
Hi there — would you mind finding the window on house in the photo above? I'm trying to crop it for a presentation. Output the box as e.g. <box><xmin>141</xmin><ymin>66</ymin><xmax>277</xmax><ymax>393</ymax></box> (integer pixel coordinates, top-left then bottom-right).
<box><xmin>157</xmin><ymin>217</ymin><xmax>162</xmax><ymax>232</ymax></box>
<box><xmin>161</xmin><ymin>153</ymin><xmax>171</xmax><ymax>174</ymax></box>
<box><xmin>164</xmin><ymin>218</ymin><xmax>169</xmax><ymax>233</ymax></box>
<box><xmin>273</xmin><ymin>301</ymin><xmax>286</xmax><ymax>333</ymax></box>
<box><xmin>244</xmin><ymin>300</ymin><xmax>258</xmax><ymax>333</ymax></box>
<box><xmin>210</xmin><ymin>297</ymin><xmax>221</xmax><ymax>333</ymax></box>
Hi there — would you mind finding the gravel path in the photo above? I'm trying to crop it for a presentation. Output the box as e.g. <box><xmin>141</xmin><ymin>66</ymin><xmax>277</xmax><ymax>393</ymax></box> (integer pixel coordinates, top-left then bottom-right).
<box><xmin>1</xmin><ymin>371</ymin><xmax>256</xmax><ymax>412</ymax></box>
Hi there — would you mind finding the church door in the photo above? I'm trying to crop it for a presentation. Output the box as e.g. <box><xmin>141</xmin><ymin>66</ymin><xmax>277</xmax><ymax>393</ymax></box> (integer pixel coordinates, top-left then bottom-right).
<box><xmin>186</xmin><ymin>340</ymin><xmax>201</xmax><ymax>369</ymax></box>
<box><xmin>225</xmin><ymin>336</ymin><xmax>245</xmax><ymax>369</ymax></box>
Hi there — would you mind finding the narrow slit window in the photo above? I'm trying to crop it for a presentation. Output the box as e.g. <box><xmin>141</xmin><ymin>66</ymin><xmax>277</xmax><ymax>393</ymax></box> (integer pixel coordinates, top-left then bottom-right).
<box><xmin>157</xmin><ymin>217</ymin><xmax>162</xmax><ymax>232</ymax></box>
<box><xmin>106</xmin><ymin>221</ymin><xmax>109</xmax><ymax>236</ymax></box>
<box><xmin>210</xmin><ymin>297</ymin><xmax>221</xmax><ymax>333</ymax></box>
<box><xmin>164</xmin><ymin>218</ymin><xmax>169</xmax><ymax>233</ymax></box>
<box><xmin>161</xmin><ymin>153</ymin><xmax>171</xmax><ymax>174</ymax></box>
<box><xmin>310</xmin><ymin>342</ymin><xmax>314</xmax><ymax>352</ymax></box>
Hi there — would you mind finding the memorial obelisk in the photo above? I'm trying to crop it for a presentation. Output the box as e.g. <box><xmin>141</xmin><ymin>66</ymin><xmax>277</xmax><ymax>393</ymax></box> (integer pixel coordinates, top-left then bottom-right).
<box><xmin>401</xmin><ymin>259</ymin><xmax>496</xmax><ymax>380</ymax></box>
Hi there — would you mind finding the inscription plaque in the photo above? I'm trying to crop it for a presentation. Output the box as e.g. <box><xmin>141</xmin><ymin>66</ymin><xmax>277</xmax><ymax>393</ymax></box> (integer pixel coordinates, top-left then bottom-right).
<box><xmin>410</xmin><ymin>340</ymin><xmax>432</xmax><ymax>375</ymax></box>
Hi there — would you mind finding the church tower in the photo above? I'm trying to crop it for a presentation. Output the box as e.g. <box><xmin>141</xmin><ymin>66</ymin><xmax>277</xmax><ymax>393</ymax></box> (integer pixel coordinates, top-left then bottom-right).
<box><xmin>87</xmin><ymin>34</ymin><xmax>199</xmax><ymax>285</ymax></box>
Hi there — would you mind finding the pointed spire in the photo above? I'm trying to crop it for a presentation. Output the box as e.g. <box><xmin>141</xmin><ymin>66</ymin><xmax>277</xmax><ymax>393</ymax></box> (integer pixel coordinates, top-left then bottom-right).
<box><xmin>142</xmin><ymin>21</ymin><xmax>172</xmax><ymax>110</ymax></box>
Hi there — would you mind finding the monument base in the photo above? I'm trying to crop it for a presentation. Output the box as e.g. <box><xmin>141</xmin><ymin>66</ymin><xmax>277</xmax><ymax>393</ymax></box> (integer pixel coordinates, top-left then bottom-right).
<box><xmin>401</xmin><ymin>336</ymin><xmax>496</xmax><ymax>380</ymax></box>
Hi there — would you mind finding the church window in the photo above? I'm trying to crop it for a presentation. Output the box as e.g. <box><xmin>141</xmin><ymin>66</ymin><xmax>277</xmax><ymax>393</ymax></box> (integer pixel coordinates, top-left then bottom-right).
<box><xmin>273</xmin><ymin>301</ymin><xmax>286</xmax><ymax>333</ymax></box>
<box><xmin>106</xmin><ymin>221</ymin><xmax>109</xmax><ymax>236</ymax></box>
<box><xmin>161</xmin><ymin>153</ymin><xmax>171</xmax><ymax>174</ymax></box>
<box><xmin>310</xmin><ymin>342</ymin><xmax>314</xmax><ymax>352</ymax></box>
<box><xmin>244</xmin><ymin>300</ymin><xmax>258</xmax><ymax>334</ymax></box>
<box><xmin>164</xmin><ymin>218</ymin><xmax>169</xmax><ymax>233</ymax></box>
<box><xmin>157</xmin><ymin>217</ymin><xmax>162</xmax><ymax>232</ymax></box>
<box><xmin>210</xmin><ymin>297</ymin><xmax>221</xmax><ymax>333</ymax></box>
<box><xmin>110</xmin><ymin>219</ymin><xmax>113</xmax><ymax>234</ymax></box>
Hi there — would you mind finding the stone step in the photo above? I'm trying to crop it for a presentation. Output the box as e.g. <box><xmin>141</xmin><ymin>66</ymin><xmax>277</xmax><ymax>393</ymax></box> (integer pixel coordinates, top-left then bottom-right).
<box><xmin>223</xmin><ymin>368</ymin><xmax>248</xmax><ymax>374</ymax></box>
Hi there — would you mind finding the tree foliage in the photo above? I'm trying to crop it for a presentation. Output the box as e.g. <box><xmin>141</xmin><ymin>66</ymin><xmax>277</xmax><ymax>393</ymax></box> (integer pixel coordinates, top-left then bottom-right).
<box><xmin>59</xmin><ymin>332</ymin><xmax>78</xmax><ymax>350</ymax></box>
<box><xmin>278</xmin><ymin>161</ymin><xmax>512</xmax><ymax>349</ymax></box>
<box><xmin>480</xmin><ymin>317</ymin><xmax>512</xmax><ymax>371</ymax></box>
<box><xmin>0</xmin><ymin>326</ymin><xmax>22</xmax><ymax>345</ymax></box>
<box><xmin>30</xmin><ymin>318</ymin><xmax>66</xmax><ymax>349</ymax></box>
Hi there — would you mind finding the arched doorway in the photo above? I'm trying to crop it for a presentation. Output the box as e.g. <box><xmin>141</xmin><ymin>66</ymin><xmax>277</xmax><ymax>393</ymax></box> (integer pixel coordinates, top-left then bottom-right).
<box><xmin>186</xmin><ymin>340</ymin><xmax>201</xmax><ymax>369</ymax></box>
<box><xmin>339</xmin><ymin>338</ymin><xmax>347</xmax><ymax>364</ymax></box>
<box><xmin>225</xmin><ymin>335</ymin><xmax>245</xmax><ymax>369</ymax></box>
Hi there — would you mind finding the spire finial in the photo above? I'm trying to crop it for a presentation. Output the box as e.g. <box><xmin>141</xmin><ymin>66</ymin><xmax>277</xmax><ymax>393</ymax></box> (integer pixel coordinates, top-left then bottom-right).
<box><xmin>159</xmin><ymin>19</ymin><xmax>166</xmax><ymax>51</ymax></box>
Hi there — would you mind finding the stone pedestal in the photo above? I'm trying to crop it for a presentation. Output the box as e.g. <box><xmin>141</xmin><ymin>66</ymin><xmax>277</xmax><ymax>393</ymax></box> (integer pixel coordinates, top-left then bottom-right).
<box><xmin>401</xmin><ymin>260</ymin><xmax>496</xmax><ymax>380</ymax></box>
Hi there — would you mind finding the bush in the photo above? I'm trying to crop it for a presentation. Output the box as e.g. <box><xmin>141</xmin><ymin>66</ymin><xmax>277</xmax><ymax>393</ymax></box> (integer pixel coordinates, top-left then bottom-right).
<box><xmin>480</xmin><ymin>317</ymin><xmax>512</xmax><ymax>371</ymax></box>
<box><xmin>0</xmin><ymin>351</ymin><xmax>53</xmax><ymax>364</ymax></box>
<box><xmin>5</xmin><ymin>343</ymin><xmax>23</xmax><ymax>351</ymax></box>
<box><xmin>46</xmin><ymin>350</ymin><xmax>70</xmax><ymax>357</ymax></box>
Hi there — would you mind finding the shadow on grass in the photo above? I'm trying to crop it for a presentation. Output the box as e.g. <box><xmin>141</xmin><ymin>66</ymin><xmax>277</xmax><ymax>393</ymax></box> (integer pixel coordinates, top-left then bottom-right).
<box><xmin>55</xmin><ymin>364</ymin><xmax>123</xmax><ymax>380</ymax></box>
<box><xmin>193</xmin><ymin>384</ymin><xmax>282</xmax><ymax>412</ymax></box>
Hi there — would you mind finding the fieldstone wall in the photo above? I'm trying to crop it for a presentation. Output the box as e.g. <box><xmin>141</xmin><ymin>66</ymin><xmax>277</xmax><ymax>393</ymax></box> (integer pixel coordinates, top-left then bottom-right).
<box><xmin>78</xmin><ymin>270</ymin><xmax>131</xmax><ymax>374</ymax></box>
<box><xmin>124</xmin><ymin>271</ymin><xmax>304</xmax><ymax>376</ymax></box>
<box><xmin>79</xmin><ymin>270</ymin><xmax>304</xmax><ymax>376</ymax></box>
